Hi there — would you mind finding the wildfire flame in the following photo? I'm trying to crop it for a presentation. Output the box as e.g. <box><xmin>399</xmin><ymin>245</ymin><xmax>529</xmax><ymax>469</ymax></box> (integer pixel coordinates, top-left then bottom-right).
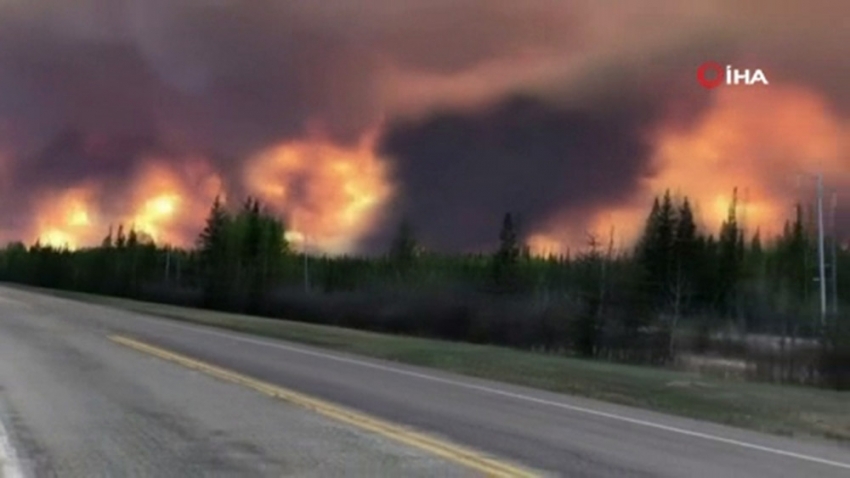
<box><xmin>244</xmin><ymin>130</ymin><xmax>394</xmax><ymax>254</ymax></box>
<box><xmin>21</xmin><ymin>85</ymin><xmax>850</xmax><ymax>256</ymax></box>
<box><xmin>33</xmin><ymin>186</ymin><xmax>100</xmax><ymax>249</ymax></box>
<box><xmin>26</xmin><ymin>129</ymin><xmax>393</xmax><ymax>253</ymax></box>
<box><xmin>124</xmin><ymin>158</ymin><xmax>221</xmax><ymax>246</ymax></box>
<box><xmin>29</xmin><ymin>154</ymin><xmax>222</xmax><ymax>250</ymax></box>
<box><xmin>529</xmin><ymin>84</ymin><xmax>850</xmax><ymax>255</ymax></box>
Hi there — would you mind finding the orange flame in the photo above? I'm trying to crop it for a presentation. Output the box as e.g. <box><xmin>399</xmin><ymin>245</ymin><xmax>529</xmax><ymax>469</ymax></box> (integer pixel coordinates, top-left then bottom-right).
<box><xmin>531</xmin><ymin>84</ymin><xmax>850</xmax><ymax>255</ymax></box>
<box><xmin>23</xmin><ymin>84</ymin><xmax>849</xmax><ymax>256</ymax></box>
<box><xmin>33</xmin><ymin>186</ymin><xmax>101</xmax><ymax>249</ymax></box>
<box><xmin>28</xmin><ymin>129</ymin><xmax>396</xmax><ymax>253</ymax></box>
<box><xmin>244</xmin><ymin>130</ymin><xmax>395</xmax><ymax>254</ymax></box>
<box><xmin>30</xmin><ymin>155</ymin><xmax>222</xmax><ymax>249</ymax></box>
<box><xmin>123</xmin><ymin>158</ymin><xmax>221</xmax><ymax>246</ymax></box>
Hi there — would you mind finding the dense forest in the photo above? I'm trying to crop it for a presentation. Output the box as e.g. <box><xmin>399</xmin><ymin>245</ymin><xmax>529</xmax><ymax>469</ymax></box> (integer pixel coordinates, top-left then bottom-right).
<box><xmin>1</xmin><ymin>190</ymin><xmax>848</xmax><ymax>389</ymax></box>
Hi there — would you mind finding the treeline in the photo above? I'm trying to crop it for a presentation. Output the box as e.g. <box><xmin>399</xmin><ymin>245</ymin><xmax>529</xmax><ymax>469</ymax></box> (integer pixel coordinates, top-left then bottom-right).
<box><xmin>0</xmin><ymin>190</ymin><xmax>847</xmax><ymax>389</ymax></box>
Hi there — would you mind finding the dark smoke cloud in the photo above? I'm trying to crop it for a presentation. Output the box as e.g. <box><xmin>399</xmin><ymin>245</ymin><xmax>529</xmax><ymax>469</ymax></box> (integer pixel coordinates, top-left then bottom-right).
<box><xmin>0</xmin><ymin>0</ymin><xmax>847</xmax><ymax>248</ymax></box>
<box><xmin>0</xmin><ymin>1</ymin><xmax>383</xmax><ymax>151</ymax></box>
<box><xmin>374</xmin><ymin>95</ymin><xmax>656</xmax><ymax>252</ymax></box>
<box><xmin>0</xmin><ymin>0</ymin><xmax>389</xmax><ymax>237</ymax></box>
<box><xmin>363</xmin><ymin>31</ymin><xmax>740</xmax><ymax>252</ymax></box>
<box><xmin>363</xmin><ymin>0</ymin><xmax>850</xmax><ymax>251</ymax></box>
<box><xmin>370</xmin><ymin>49</ymin><xmax>714</xmax><ymax>252</ymax></box>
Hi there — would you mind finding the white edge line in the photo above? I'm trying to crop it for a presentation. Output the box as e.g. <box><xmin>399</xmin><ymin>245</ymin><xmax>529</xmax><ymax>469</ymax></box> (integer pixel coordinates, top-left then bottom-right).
<box><xmin>143</xmin><ymin>313</ymin><xmax>850</xmax><ymax>471</ymax></box>
<box><xmin>0</xmin><ymin>416</ymin><xmax>24</xmax><ymax>478</ymax></box>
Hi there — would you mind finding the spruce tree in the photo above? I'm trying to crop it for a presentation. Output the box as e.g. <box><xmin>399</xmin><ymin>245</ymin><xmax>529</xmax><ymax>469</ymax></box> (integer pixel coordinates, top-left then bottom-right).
<box><xmin>127</xmin><ymin>228</ymin><xmax>139</xmax><ymax>248</ymax></box>
<box><xmin>674</xmin><ymin>197</ymin><xmax>698</xmax><ymax>270</ymax></box>
<box><xmin>494</xmin><ymin>213</ymin><xmax>522</xmax><ymax>293</ymax></box>
<box><xmin>115</xmin><ymin>224</ymin><xmax>126</xmax><ymax>249</ymax></box>
<box><xmin>781</xmin><ymin>203</ymin><xmax>809</xmax><ymax>306</ymax></box>
<box><xmin>718</xmin><ymin>188</ymin><xmax>743</xmax><ymax>314</ymax></box>
<box><xmin>101</xmin><ymin>225</ymin><xmax>114</xmax><ymax>248</ymax></box>
<box><xmin>198</xmin><ymin>196</ymin><xmax>231</xmax><ymax>307</ymax></box>
<box><xmin>671</xmin><ymin>197</ymin><xmax>698</xmax><ymax>315</ymax></box>
<box><xmin>637</xmin><ymin>191</ymin><xmax>677</xmax><ymax>309</ymax></box>
<box><xmin>199</xmin><ymin>196</ymin><xmax>228</xmax><ymax>259</ymax></box>
<box><xmin>390</xmin><ymin>219</ymin><xmax>418</xmax><ymax>278</ymax></box>
<box><xmin>748</xmin><ymin>228</ymin><xmax>765</xmax><ymax>278</ymax></box>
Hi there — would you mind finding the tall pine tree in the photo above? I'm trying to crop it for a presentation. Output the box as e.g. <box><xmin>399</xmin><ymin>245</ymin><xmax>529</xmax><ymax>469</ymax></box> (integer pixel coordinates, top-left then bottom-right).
<box><xmin>198</xmin><ymin>196</ymin><xmax>231</xmax><ymax>307</ymax></box>
<box><xmin>493</xmin><ymin>213</ymin><xmax>522</xmax><ymax>293</ymax></box>
<box><xmin>637</xmin><ymin>190</ymin><xmax>677</xmax><ymax>309</ymax></box>
<box><xmin>390</xmin><ymin>219</ymin><xmax>418</xmax><ymax>279</ymax></box>
<box><xmin>718</xmin><ymin>188</ymin><xmax>744</xmax><ymax>314</ymax></box>
<box><xmin>671</xmin><ymin>197</ymin><xmax>698</xmax><ymax>314</ymax></box>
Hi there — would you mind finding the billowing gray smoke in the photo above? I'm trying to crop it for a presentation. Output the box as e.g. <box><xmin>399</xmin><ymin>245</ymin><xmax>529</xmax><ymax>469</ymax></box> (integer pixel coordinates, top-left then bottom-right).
<box><xmin>0</xmin><ymin>0</ymin><xmax>847</xmax><ymax>249</ymax></box>
<box><xmin>374</xmin><ymin>94</ymin><xmax>682</xmax><ymax>252</ymax></box>
<box><xmin>0</xmin><ymin>0</ymin><xmax>386</xmax><ymax>237</ymax></box>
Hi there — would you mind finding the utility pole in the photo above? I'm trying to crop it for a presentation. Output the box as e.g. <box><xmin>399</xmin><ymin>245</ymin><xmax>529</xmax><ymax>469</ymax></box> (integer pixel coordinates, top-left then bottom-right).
<box><xmin>817</xmin><ymin>174</ymin><xmax>827</xmax><ymax>326</ymax></box>
<box><xmin>831</xmin><ymin>192</ymin><xmax>839</xmax><ymax>315</ymax></box>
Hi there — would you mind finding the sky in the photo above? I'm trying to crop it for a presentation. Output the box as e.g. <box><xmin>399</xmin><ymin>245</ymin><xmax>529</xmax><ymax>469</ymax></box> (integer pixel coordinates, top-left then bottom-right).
<box><xmin>0</xmin><ymin>0</ymin><xmax>848</xmax><ymax>254</ymax></box>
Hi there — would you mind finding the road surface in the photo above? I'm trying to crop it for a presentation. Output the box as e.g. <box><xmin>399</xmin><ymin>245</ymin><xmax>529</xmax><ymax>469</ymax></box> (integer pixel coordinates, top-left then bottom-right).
<box><xmin>0</xmin><ymin>286</ymin><xmax>848</xmax><ymax>477</ymax></box>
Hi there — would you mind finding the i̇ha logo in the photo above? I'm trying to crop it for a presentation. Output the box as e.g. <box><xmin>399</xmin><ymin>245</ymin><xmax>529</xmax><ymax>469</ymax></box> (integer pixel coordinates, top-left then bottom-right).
<box><xmin>697</xmin><ymin>62</ymin><xmax>769</xmax><ymax>89</ymax></box>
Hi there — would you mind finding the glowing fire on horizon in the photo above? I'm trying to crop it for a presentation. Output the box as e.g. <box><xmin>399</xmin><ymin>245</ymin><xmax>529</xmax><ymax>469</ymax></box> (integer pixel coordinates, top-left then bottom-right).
<box><xmin>244</xmin><ymin>130</ymin><xmax>395</xmax><ymax>254</ymax></box>
<box><xmin>26</xmin><ymin>131</ymin><xmax>395</xmax><ymax>254</ymax></box>
<box><xmin>527</xmin><ymin>84</ymin><xmax>850</xmax><ymax>256</ymax></box>
<box><xmin>15</xmin><ymin>84</ymin><xmax>850</xmax><ymax>256</ymax></box>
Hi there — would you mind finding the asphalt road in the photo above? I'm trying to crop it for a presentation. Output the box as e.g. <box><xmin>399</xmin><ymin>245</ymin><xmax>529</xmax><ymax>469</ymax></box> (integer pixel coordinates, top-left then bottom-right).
<box><xmin>1</xmin><ymin>287</ymin><xmax>849</xmax><ymax>477</ymax></box>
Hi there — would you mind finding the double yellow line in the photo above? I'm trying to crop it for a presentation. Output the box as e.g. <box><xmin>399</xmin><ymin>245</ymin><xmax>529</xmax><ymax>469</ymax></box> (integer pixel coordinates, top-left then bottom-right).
<box><xmin>110</xmin><ymin>335</ymin><xmax>539</xmax><ymax>478</ymax></box>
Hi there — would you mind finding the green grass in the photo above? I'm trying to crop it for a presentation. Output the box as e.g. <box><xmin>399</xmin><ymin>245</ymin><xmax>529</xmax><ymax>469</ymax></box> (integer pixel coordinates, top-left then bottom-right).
<box><xmin>21</xmin><ymin>286</ymin><xmax>850</xmax><ymax>445</ymax></box>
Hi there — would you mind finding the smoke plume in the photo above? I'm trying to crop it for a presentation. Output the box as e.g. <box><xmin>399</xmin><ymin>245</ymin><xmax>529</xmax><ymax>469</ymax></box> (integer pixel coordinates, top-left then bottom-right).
<box><xmin>0</xmin><ymin>1</ymin><xmax>847</xmax><ymax>252</ymax></box>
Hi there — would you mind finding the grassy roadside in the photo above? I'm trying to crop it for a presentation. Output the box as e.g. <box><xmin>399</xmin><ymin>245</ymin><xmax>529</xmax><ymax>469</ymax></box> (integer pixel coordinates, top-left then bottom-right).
<box><xmin>16</xmin><ymin>285</ymin><xmax>850</xmax><ymax>445</ymax></box>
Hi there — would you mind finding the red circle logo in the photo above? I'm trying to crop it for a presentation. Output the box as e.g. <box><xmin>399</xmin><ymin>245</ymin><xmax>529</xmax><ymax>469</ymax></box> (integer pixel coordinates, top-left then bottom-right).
<box><xmin>697</xmin><ymin>62</ymin><xmax>724</xmax><ymax>89</ymax></box>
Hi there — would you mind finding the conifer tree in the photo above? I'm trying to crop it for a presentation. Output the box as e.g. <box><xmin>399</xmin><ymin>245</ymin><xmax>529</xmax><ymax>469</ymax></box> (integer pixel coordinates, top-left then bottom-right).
<box><xmin>493</xmin><ymin>213</ymin><xmax>522</xmax><ymax>293</ymax></box>
<box><xmin>198</xmin><ymin>196</ymin><xmax>231</xmax><ymax>306</ymax></box>
<box><xmin>718</xmin><ymin>188</ymin><xmax>744</xmax><ymax>313</ymax></box>
<box><xmin>390</xmin><ymin>219</ymin><xmax>418</xmax><ymax>278</ymax></box>
<box><xmin>637</xmin><ymin>190</ymin><xmax>677</xmax><ymax>309</ymax></box>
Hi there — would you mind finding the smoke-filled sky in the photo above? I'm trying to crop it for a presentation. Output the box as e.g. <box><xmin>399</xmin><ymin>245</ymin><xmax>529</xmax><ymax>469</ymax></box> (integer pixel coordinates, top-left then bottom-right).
<box><xmin>0</xmin><ymin>0</ymin><xmax>848</xmax><ymax>254</ymax></box>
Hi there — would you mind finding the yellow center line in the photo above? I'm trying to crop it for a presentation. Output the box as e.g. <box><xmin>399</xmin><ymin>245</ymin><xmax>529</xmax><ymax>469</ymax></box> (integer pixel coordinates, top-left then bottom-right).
<box><xmin>109</xmin><ymin>335</ymin><xmax>540</xmax><ymax>478</ymax></box>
